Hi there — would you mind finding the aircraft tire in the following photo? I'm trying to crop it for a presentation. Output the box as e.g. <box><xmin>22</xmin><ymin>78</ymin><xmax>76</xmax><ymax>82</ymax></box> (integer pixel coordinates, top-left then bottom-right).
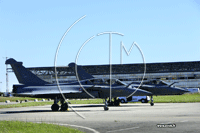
<box><xmin>51</xmin><ymin>104</ymin><xmax>59</xmax><ymax>111</ymax></box>
<box><xmin>150</xmin><ymin>103</ymin><xmax>154</xmax><ymax>106</ymax></box>
<box><xmin>61</xmin><ymin>103</ymin><xmax>68</xmax><ymax>111</ymax></box>
<box><xmin>104</xmin><ymin>106</ymin><xmax>109</xmax><ymax>111</ymax></box>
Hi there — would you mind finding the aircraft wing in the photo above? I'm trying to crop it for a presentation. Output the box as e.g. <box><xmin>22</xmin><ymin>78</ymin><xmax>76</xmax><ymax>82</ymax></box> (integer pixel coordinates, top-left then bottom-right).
<box><xmin>30</xmin><ymin>89</ymin><xmax>82</xmax><ymax>95</ymax></box>
<box><xmin>12</xmin><ymin>85</ymin><xmax>84</xmax><ymax>96</ymax></box>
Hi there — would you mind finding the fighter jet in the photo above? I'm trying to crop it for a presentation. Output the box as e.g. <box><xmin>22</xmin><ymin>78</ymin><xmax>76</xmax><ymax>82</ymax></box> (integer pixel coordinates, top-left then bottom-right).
<box><xmin>127</xmin><ymin>79</ymin><xmax>189</xmax><ymax>106</ymax></box>
<box><xmin>6</xmin><ymin>58</ymin><xmax>151</xmax><ymax>111</ymax></box>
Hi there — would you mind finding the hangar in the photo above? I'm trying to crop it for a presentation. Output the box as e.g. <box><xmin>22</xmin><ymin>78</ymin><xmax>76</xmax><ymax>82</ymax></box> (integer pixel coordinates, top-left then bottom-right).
<box><xmin>26</xmin><ymin>61</ymin><xmax>200</xmax><ymax>89</ymax></box>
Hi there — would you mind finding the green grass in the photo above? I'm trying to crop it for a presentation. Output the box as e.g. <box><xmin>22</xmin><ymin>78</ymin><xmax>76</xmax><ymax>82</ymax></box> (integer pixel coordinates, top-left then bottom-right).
<box><xmin>0</xmin><ymin>99</ymin><xmax>104</xmax><ymax>109</ymax></box>
<box><xmin>153</xmin><ymin>93</ymin><xmax>200</xmax><ymax>103</ymax></box>
<box><xmin>0</xmin><ymin>101</ymin><xmax>53</xmax><ymax>109</ymax></box>
<box><xmin>0</xmin><ymin>93</ymin><xmax>199</xmax><ymax>109</ymax></box>
<box><xmin>0</xmin><ymin>97</ymin><xmax>47</xmax><ymax>102</ymax></box>
<box><xmin>67</xmin><ymin>93</ymin><xmax>200</xmax><ymax>104</ymax></box>
<box><xmin>68</xmin><ymin>99</ymin><xmax>103</xmax><ymax>104</ymax></box>
<box><xmin>0</xmin><ymin>120</ymin><xmax>84</xmax><ymax>133</ymax></box>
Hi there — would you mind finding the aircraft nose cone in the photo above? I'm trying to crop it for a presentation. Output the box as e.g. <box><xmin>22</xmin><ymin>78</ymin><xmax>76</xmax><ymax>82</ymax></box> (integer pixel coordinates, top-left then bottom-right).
<box><xmin>182</xmin><ymin>88</ymin><xmax>190</xmax><ymax>93</ymax></box>
<box><xmin>181</xmin><ymin>87</ymin><xmax>190</xmax><ymax>93</ymax></box>
<box><xmin>173</xmin><ymin>87</ymin><xmax>189</xmax><ymax>94</ymax></box>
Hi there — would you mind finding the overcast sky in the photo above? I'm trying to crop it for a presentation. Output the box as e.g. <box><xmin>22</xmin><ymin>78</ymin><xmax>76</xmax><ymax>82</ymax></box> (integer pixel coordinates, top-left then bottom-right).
<box><xmin>0</xmin><ymin>0</ymin><xmax>200</xmax><ymax>92</ymax></box>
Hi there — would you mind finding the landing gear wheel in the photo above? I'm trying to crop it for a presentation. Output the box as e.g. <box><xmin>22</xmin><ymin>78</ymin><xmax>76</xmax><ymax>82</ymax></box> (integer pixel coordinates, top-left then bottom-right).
<box><xmin>150</xmin><ymin>103</ymin><xmax>154</xmax><ymax>106</ymax></box>
<box><xmin>150</xmin><ymin>96</ymin><xmax>154</xmax><ymax>106</ymax></box>
<box><xmin>61</xmin><ymin>103</ymin><xmax>68</xmax><ymax>111</ymax></box>
<box><xmin>104</xmin><ymin>106</ymin><xmax>109</xmax><ymax>111</ymax></box>
<box><xmin>104</xmin><ymin>99</ymin><xmax>109</xmax><ymax>111</ymax></box>
<box><xmin>51</xmin><ymin>104</ymin><xmax>59</xmax><ymax>111</ymax></box>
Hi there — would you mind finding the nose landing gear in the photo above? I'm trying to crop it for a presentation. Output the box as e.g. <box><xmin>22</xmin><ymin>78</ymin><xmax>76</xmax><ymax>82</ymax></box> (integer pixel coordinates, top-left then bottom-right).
<box><xmin>104</xmin><ymin>99</ymin><xmax>109</xmax><ymax>111</ymax></box>
<box><xmin>150</xmin><ymin>96</ymin><xmax>154</xmax><ymax>106</ymax></box>
<box><xmin>60</xmin><ymin>99</ymin><xmax>68</xmax><ymax>111</ymax></box>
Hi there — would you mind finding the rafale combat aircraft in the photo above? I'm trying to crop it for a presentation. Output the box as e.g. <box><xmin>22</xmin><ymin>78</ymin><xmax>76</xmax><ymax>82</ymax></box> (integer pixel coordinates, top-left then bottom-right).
<box><xmin>6</xmin><ymin>58</ymin><xmax>153</xmax><ymax>111</ymax></box>
<box><xmin>126</xmin><ymin>79</ymin><xmax>189</xmax><ymax>106</ymax></box>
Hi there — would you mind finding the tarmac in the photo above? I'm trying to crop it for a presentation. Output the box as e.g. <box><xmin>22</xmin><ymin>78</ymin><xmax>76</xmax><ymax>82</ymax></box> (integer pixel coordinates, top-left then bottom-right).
<box><xmin>0</xmin><ymin>103</ymin><xmax>200</xmax><ymax>133</ymax></box>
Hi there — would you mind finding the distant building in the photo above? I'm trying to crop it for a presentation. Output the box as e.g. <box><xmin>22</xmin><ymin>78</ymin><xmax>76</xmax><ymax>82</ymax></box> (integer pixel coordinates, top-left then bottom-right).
<box><xmin>25</xmin><ymin>61</ymin><xmax>200</xmax><ymax>90</ymax></box>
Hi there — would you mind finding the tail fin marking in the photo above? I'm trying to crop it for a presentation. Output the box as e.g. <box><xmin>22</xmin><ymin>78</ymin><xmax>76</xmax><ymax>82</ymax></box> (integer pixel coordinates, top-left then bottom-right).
<box><xmin>5</xmin><ymin>58</ymin><xmax>48</xmax><ymax>85</ymax></box>
<box><xmin>68</xmin><ymin>62</ymin><xmax>94</xmax><ymax>80</ymax></box>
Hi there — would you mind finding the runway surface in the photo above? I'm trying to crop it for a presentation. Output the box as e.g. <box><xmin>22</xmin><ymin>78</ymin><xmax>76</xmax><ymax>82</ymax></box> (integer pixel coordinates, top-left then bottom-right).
<box><xmin>0</xmin><ymin>103</ymin><xmax>200</xmax><ymax>133</ymax></box>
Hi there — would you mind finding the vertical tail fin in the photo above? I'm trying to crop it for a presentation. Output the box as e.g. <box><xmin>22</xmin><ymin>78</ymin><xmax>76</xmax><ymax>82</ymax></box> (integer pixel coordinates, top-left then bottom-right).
<box><xmin>5</xmin><ymin>58</ymin><xmax>48</xmax><ymax>85</ymax></box>
<box><xmin>68</xmin><ymin>62</ymin><xmax>94</xmax><ymax>80</ymax></box>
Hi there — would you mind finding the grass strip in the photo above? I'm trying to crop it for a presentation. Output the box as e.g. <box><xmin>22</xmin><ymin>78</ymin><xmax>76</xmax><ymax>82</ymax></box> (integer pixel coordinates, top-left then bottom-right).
<box><xmin>0</xmin><ymin>97</ymin><xmax>47</xmax><ymax>102</ymax></box>
<box><xmin>0</xmin><ymin>93</ymin><xmax>199</xmax><ymax>109</ymax></box>
<box><xmin>68</xmin><ymin>99</ymin><xmax>103</xmax><ymax>104</ymax></box>
<box><xmin>0</xmin><ymin>120</ymin><xmax>84</xmax><ymax>133</ymax></box>
<box><xmin>154</xmin><ymin>93</ymin><xmax>200</xmax><ymax>103</ymax></box>
<box><xmin>0</xmin><ymin>101</ymin><xmax>53</xmax><ymax>109</ymax></box>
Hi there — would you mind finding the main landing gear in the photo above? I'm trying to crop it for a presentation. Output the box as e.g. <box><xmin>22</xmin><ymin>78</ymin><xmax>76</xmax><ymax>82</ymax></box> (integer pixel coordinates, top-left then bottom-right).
<box><xmin>51</xmin><ymin>97</ymin><xmax>59</xmax><ymax>111</ymax></box>
<box><xmin>60</xmin><ymin>99</ymin><xmax>68</xmax><ymax>111</ymax></box>
<box><xmin>150</xmin><ymin>95</ymin><xmax>154</xmax><ymax>106</ymax></box>
<box><xmin>51</xmin><ymin>97</ymin><xmax>69</xmax><ymax>111</ymax></box>
<box><xmin>104</xmin><ymin>99</ymin><xmax>109</xmax><ymax>111</ymax></box>
<box><xmin>104</xmin><ymin>97</ymin><xmax>120</xmax><ymax>111</ymax></box>
<box><xmin>107</xmin><ymin>98</ymin><xmax>120</xmax><ymax>106</ymax></box>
